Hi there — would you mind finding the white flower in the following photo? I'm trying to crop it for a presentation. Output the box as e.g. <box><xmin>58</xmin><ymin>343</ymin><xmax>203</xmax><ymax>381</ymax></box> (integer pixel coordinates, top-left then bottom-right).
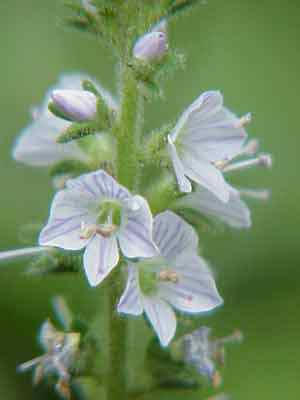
<box><xmin>51</xmin><ymin>89</ymin><xmax>97</xmax><ymax>122</ymax></box>
<box><xmin>118</xmin><ymin>211</ymin><xmax>223</xmax><ymax>347</ymax></box>
<box><xmin>167</xmin><ymin>91</ymin><xmax>250</xmax><ymax>201</ymax></box>
<box><xmin>133</xmin><ymin>31</ymin><xmax>168</xmax><ymax>62</ymax></box>
<box><xmin>39</xmin><ymin>170</ymin><xmax>158</xmax><ymax>286</ymax></box>
<box><xmin>13</xmin><ymin>73</ymin><xmax>117</xmax><ymax>167</ymax></box>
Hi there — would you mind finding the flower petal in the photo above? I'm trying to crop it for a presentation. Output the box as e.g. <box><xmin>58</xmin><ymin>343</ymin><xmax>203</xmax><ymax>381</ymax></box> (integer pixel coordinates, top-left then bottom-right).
<box><xmin>153</xmin><ymin>211</ymin><xmax>198</xmax><ymax>260</ymax></box>
<box><xmin>177</xmin><ymin>186</ymin><xmax>251</xmax><ymax>229</ymax></box>
<box><xmin>117</xmin><ymin>264</ymin><xmax>143</xmax><ymax>316</ymax></box>
<box><xmin>39</xmin><ymin>189</ymin><xmax>96</xmax><ymax>250</ymax></box>
<box><xmin>143</xmin><ymin>296</ymin><xmax>176</xmax><ymax>347</ymax></box>
<box><xmin>181</xmin><ymin>151</ymin><xmax>230</xmax><ymax>202</ymax></box>
<box><xmin>167</xmin><ymin>136</ymin><xmax>192</xmax><ymax>193</ymax></box>
<box><xmin>83</xmin><ymin>235</ymin><xmax>119</xmax><ymax>287</ymax></box>
<box><xmin>118</xmin><ymin>195</ymin><xmax>158</xmax><ymax>258</ymax></box>
<box><xmin>159</xmin><ymin>254</ymin><xmax>223</xmax><ymax>314</ymax></box>
<box><xmin>13</xmin><ymin>114</ymin><xmax>85</xmax><ymax>167</ymax></box>
<box><xmin>66</xmin><ymin>170</ymin><xmax>131</xmax><ymax>202</ymax></box>
<box><xmin>171</xmin><ymin>91</ymin><xmax>246</xmax><ymax>162</ymax></box>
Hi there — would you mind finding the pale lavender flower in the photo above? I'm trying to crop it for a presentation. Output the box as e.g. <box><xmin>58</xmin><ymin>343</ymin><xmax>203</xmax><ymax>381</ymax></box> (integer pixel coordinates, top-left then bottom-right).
<box><xmin>51</xmin><ymin>89</ymin><xmax>97</xmax><ymax>122</ymax></box>
<box><xmin>118</xmin><ymin>211</ymin><xmax>222</xmax><ymax>347</ymax></box>
<box><xmin>18</xmin><ymin>319</ymin><xmax>80</xmax><ymax>399</ymax></box>
<box><xmin>183</xmin><ymin>326</ymin><xmax>243</xmax><ymax>386</ymax></box>
<box><xmin>39</xmin><ymin>170</ymin><xmax>158</xmax><ymax>287</ymax></box>
<box><xmin>133</xmin><ymin>31</ymin><xmax>168</xmax><ymax>62</ymax></box>
<box><xmin>168</xmin><ymin>91</ymin><xmax>252</xmax><ymax>200</ymax></box>
<box><xmin>13</xmin><ymin>73</ymin><xmax>117</xmax><ymax>167</ymax></box>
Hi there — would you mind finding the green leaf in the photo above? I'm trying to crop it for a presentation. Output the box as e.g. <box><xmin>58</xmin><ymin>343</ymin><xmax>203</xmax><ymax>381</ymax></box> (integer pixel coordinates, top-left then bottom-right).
<box><xmin>57</xmin><ymin>122</ymin><xmax>97</xmax><ymax>143</ymax></box>
<box><xmin>49</xmin><ymin>159</ymin><xmax>91</xmax><ymax>178</ymax></box>
<box><xmin>167</xmin><ymin>0</ymin><xmax>202</xmax><ymax>18</ymax></box>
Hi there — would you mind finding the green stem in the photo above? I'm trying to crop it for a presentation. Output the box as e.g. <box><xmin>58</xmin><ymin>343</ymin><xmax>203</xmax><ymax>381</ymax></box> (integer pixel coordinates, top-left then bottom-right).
<box><xmin>106</xmin><ymin>270</ymin><xmax>127</xmax><ymax>400</ymax></box>
<box><xmin>116</xmin><ymin>63</ymin><xmax>143</xmax><ymax>191</ymax></box>
<box><xmin>106</xmin><ymin>63</ymin><xmax>143</xmax><ymax>400</ymax></box>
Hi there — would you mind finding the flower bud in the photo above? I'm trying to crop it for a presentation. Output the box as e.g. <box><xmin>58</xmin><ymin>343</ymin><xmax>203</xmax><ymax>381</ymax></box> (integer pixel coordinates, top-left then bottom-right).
<box><xmin>50</xmin><ymin>90</ymin><xmax>97</xmax><ymax>122</ymax></box>
<box><xmin>133</xmin><ymin>31</ymin><xmax>168</xmax><ymax>62</ymax></box>
<box><xmin>82</xmin><ymin>0</ymin><xmax>97</xmax><ymax>13</ymax></box>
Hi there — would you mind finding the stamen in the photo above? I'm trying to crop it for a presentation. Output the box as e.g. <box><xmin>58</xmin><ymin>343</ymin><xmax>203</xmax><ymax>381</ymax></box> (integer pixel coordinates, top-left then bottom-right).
<box><xmin>223</xmin><ymin>153</ymin><xmax>272</xmax><ymax>173</ymax></box>
<box><xmin>80</xmin><ymin>222</ymin><xmax>117</xmax><ymax>239</ymax></box>
<box><xmin>240</xmin><ymin>138</ymin><xmax>259</xmax><ymax>156</ymax></box>
<box><xmin>235</xmin><ymin>112</ymin><xmax>252</xmax><ymax>128</ymax></box>
<box><xmin>213</xmin><ymin>159</ymin><xmax>230</xmax><ymax>170</ymax></box>
<box><xmin>217</xmin><ymin>330</ymin><xmax>244</xmax><ymax>345</ymax></box>
<box><xmin>213</xmin><ymin>139</ymin><xmax>259</xmax><ymax>171</ymax></box>
<box><xmin>17</xmin><ymin>355</ymin><xmax>46</xmax><ymax>372</ymax></box>
<box><xmin>80</xmin><ymin>222</ymin><xmax>97</xmax><ymax>239</ymax></box>
<box><xmin>239</xmin><ymin>188</ymin><xmax>271</xmax><ymax>201</ymax></box>
<box><xmin>97</xmin><ymin>224</ymin><xmax>117</xmax><ymax>238</ymax></box>
<box><xmin>158</xmin><ymin>270</ymin><xmax>179</xmax><ymax>283</ymax></box>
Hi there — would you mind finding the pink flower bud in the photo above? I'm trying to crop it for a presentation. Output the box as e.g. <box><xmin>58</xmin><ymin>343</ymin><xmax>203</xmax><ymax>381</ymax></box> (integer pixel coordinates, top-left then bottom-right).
<box><xmin>133</xmin><ymin>31</ymin><xmax>168</xmax><ymax>62</ymax></box>
<box><xmin>51</xmin><ymin>90</ymin><xmax>97</xmax><ymax>122</ymax></box>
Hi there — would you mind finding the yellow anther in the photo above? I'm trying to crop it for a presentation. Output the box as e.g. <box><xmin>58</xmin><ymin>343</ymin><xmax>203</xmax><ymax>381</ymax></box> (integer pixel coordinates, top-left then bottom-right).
<box><xmin>235</xmin><ymin>112</ymin><xmax>251</xmax><ymax>128</ymax></box>
<box><xmin>159</xmin><ymin>270</ymin><xmax>179</xmax><ymax>283</ymax></box>
<box><xmin>80</xmin><ymin>222</ymin><xmax>97</xmax><ymax>240</ymax></box>
<box><xmin>213</xmin><ymin>159</ymin><xmax>229</xmax><ymax>170</ymax></box>
<box><xmin>80</xmin><ymin>222</ymin><xmax>117</xmax><ymax>239</ymax></box>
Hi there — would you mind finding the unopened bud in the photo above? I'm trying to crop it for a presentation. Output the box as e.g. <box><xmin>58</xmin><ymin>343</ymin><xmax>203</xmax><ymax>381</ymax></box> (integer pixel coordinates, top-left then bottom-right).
<box><xmin>151</xmin><ymin>19</ymin><xmax>168</xmax><ymax>34</ymax></box>
<box><xmin>50</xmin><ymin>90</ymin><xmax>97</xmax><ymax>122</ymax></box>
<box><xmin>133</xmin><ymin>31</ymin><xmax>168</xmax><ymax>62</ymax></box>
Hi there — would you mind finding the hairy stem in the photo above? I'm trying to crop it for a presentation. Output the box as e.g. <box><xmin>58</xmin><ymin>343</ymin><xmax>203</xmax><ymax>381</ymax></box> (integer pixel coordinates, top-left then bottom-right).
<box><xmin>116</xmin><ymin>63</ymin><xmax>143</xmax><ymax>191</ymax></box>
<box><xmin>106</xmin><ymin>271</ymin><xmax>127</xmax><ymax>400</ymax></box>
<box><xmin>106</xmin><ymin>63</ymin><xmax>143</xmax><ymax>400</ymax></box>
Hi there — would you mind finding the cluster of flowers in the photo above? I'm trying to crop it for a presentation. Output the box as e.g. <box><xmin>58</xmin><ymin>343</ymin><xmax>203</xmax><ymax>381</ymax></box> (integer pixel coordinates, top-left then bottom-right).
<box><xmin>2</xmin><ymin>20</ymin><xmax>271</xmax><ymax>393</ymax></box>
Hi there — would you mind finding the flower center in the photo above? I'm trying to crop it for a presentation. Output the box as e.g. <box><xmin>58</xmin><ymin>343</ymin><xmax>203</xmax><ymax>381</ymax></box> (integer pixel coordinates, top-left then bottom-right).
<box><xmin>97</xmin><ymin>200</ymin><xmax>122</xmax><ymax>226</ymax></box>
<box><xmin>138</xmin><ymin>257</ymin><xmax>179</xmax><ymax>295</ymax></box>
<box><xmin>80</xmin><ymin>222</ymin><xmax>118</xmax><ymax>239</ymax></box>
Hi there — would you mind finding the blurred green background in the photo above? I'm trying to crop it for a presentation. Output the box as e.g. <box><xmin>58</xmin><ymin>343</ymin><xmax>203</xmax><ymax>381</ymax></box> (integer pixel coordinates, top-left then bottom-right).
<box><xmin>0</xmin><ymin>0</ymin><xmax>299</xmax><ymax>399</ymax></box>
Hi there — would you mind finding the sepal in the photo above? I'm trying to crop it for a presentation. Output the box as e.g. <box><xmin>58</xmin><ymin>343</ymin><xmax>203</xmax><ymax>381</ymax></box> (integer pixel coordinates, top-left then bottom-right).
<box><xmin>49</xmin><ymin>159</ymin><xmax>92</xmax><ymax>178</ymax></box>
<box><xmin>56</xmin><ymin>121</ymin><xmax>98</xmax><ymax>143</ymax></box>
<box><xmin>146</xmin><ymin>338</ymin><xmax>201</xmax><ymax>390</ymax></box>
<box><xmin>27</xmin><ymin>250</ymin><xmax>82</xmax><ymax>276</ymax></box>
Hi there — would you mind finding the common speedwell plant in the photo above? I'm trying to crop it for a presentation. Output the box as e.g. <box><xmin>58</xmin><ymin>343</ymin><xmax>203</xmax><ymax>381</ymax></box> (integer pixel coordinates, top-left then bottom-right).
<box><xmin>1</xmin><ymin>1</ymin><xmax>272</xmax><ymax>399</ymax></box>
